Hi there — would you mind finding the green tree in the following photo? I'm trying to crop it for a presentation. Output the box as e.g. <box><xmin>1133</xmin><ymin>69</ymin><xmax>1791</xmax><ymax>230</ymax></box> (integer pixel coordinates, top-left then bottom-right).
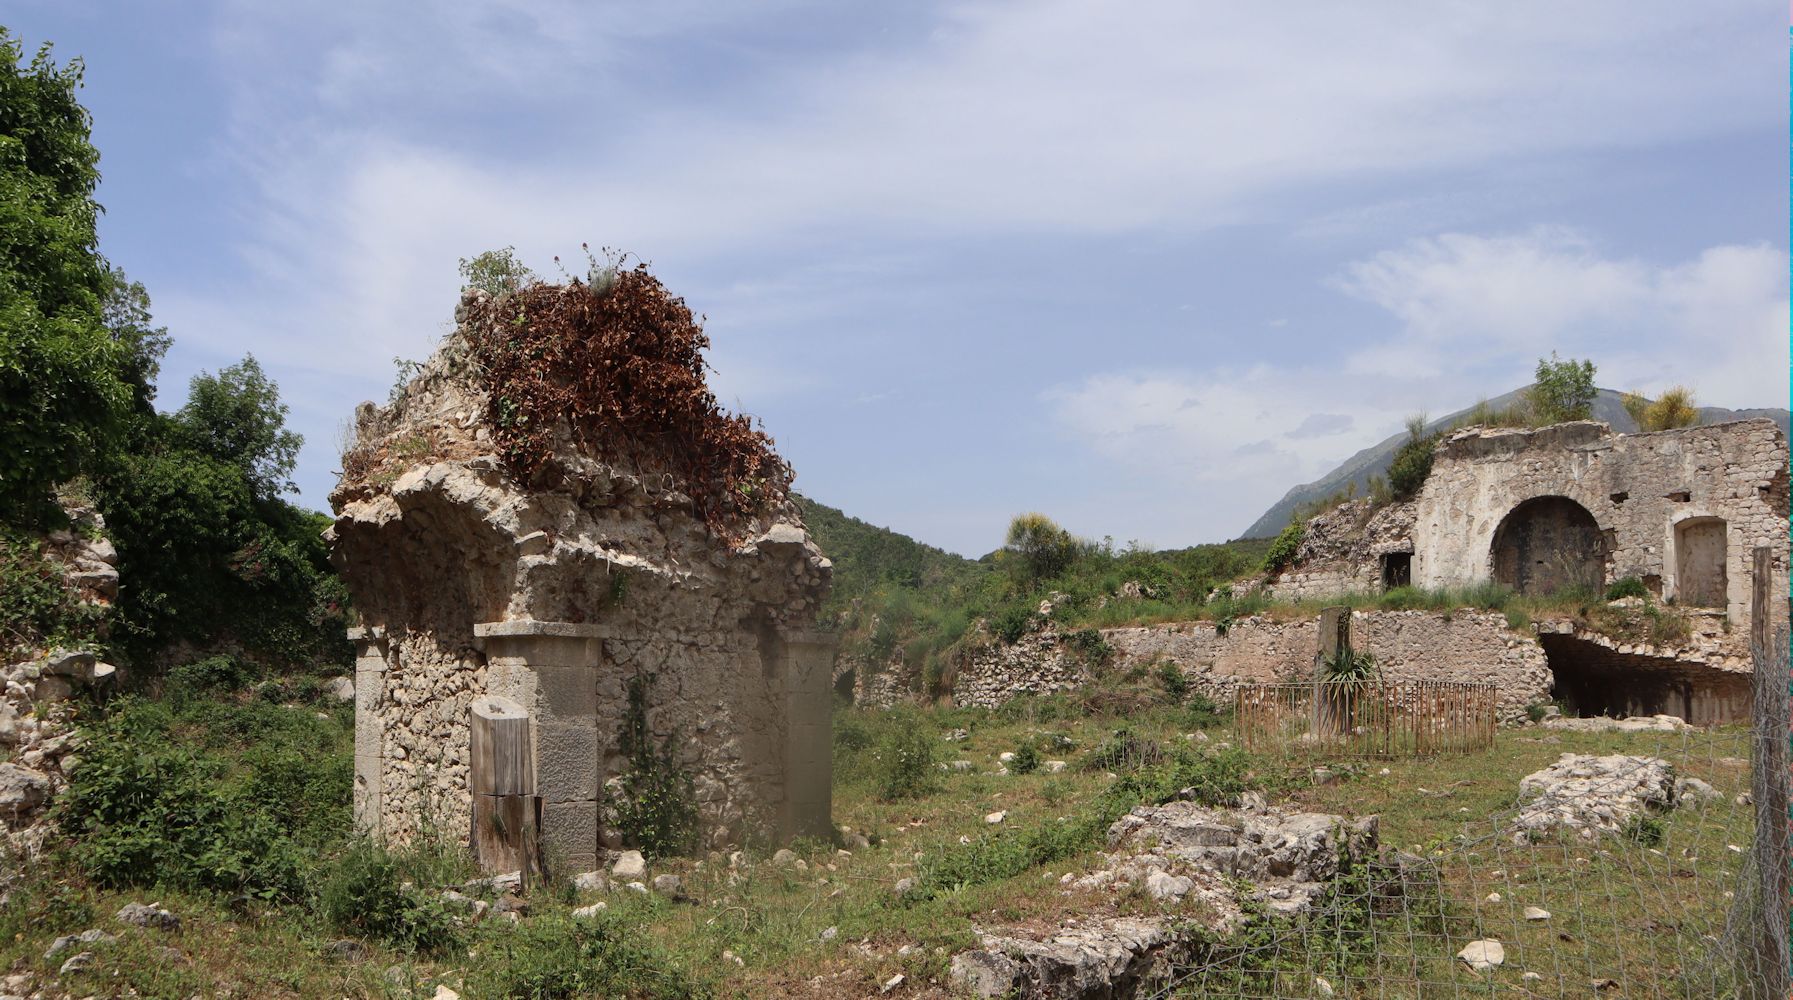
<box><xmin>1525</xmin><ymin>353</ymin><xmax>1598</xmax><ymax>424</ymax></box>
<box><xmin>174</xmin><ymin>355</ymin><xmax>303</xmax><ymax>499</ymax></box>
<box><xmin>100</xmin><ymin>267</ymin><xmax>172</xmax><ymax>419</ymax></box>
<box><xmin>0</xmin><ymin>30</ymin><xmax>130</xmax><ymax>523</ymax></box>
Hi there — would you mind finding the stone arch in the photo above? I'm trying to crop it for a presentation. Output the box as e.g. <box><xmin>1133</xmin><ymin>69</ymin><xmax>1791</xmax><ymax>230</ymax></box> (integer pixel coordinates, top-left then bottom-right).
<box><xmin>1672</xmin><ymin>516</ymin><xmax>1728</xmax><ymax>607</ymax></box>
<box><xmin>1490</xmin><ymin>496</ymin><xmax>1606</xmax><ymax>596</ymax></box>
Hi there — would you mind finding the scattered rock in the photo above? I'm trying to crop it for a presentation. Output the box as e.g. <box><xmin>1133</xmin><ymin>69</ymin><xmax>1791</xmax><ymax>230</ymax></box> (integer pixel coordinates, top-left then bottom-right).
<box><xmin>572</xmin><ymin>902</ymin><xmax>608</xmax><ymax>919</ymax></box>
<box><xmin>1107</xmin><ymin>801</ymin><xmax>1377</xmax><ymax>915</ymax></box>
<box><xmin>625</xmin><ymin>881</ymin><xmax>649</xmax><ymax>894</ymax></box>
<box><xmin>772</xmin><ymin>848</ymin><xmax>798</xmax><ymax>865</ymax></box>
<box><xmin>1542</xmin><ymin>714</ymin><xmax>1686</xmax><ymax>733</ymax></box>
<box><xmin>1512</xmin><ymin>754</ymin><xmax>1676</xmax><ymax>842</ymax></box>
<box><xmin>325</xmin><ymin>938</ymin><xmax>366</xmax><ymax>962</ymax></box>
<box><xmin>115</xmin><ymin>901</ymin><xmax>181</xmax><ymax>931</ymax></box>
<box><xmin>881</xmin><ymin>972</ymin><xmax>906</xmax><ymax>993</ymax></box>
<box><xmin>57</xmin><ymin>951</ymin><xmax>95</xmax><ymax>976</ymax></box>
<box><xmin>44</xmin><ymin>929</ymin><xmax>113</xmax><ymax>961</ymax></box>
<box><xmin>985</xmin><ymin>811</ymin><xmax>1007</xmax><ymax>825</ymax></box>
<box><xmin>572</xmin><ymin>871</ymin><xmax>610</xmax><ymax>893</ymax></box>
<box><xmin>1457</xmin><ymin>939</ymin><xmax>1504</xmax><ymax>972</ymax></box>
<box><xmin>820</xmin><ymin>926</ymin><xmax>839</xmax><ymax>942</ymax></box>
<box><xmin>323</xmin><ymin>676</ymin><xmax>356</xmax><ymax>702</ymax></box>
<box><xmin>611</xmin><ymin>850</ymin><xmax>648</xmax><ymax>878</ymax></box>
<box><xmin>845</xmin><ymin>832</ymin><xmax>872</xmax><ymax>851</ymax></box>
<box><xmin>1315</xmin><ymin>975</ymin><xmax>1335</xmax><ymax>996</ymax></box>
<box><xmin>652</xmin><ymin>873</ymin><xmax>686</xmax><ymax>898</ymax></box>
<box><xmin>893</xmin><ymin>877</ymin><xmax>916</xmax><ymax>898</ymax></box>
<box><xmin>1485</xmin><ymin>892</ymin><xmax>1501</xmax><ymax>903</ymax></box>
<box><xmin>1043</xmin><ymin>760</ymin><xmax>1067</xmax><ymax>773</ymax></box>
<box><xmin>433</xmin><ymin>986</ymin><xmax>461</xmax><ymax>1000</ymax></box>
<box><xmin>1675</xmin><ymin>777</ymin><xmax>1724</xmax><ymax>805</ymax></box>
<box><xmin>1524</xmin><ymin>906</ymin><xmax>1551</xmax><ymax>921</ymax></box>
<box><xmin>1144</xmin><ymin>871</ymin><xmax>1193</xmax><ymax>902</ymax></box>
<box><xmin>0</xmin><ymin>763</ymin><xmax>51</xmax><ymax>822</ymax></box>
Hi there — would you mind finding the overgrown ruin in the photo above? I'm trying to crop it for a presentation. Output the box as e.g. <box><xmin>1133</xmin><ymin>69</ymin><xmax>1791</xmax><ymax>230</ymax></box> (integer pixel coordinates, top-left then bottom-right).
<box><xmin>1270</xmin><ymin>419</ymin><xmax>1789</xmax><ymax>723</ymax></box>
<box><xmin>328</xmin><ymin>271</ymin><xmax>837</xmax><ymax>871</ymax></box>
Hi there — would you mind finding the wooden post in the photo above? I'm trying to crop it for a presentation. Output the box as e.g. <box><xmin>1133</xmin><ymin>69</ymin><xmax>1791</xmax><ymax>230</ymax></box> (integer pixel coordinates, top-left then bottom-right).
<box><xmin>1739</xmin><ymin>546</ymin><xmax>1790</xmax><ymax>997</ymax></box>
<box><xmin>470</xmin><ymin>695</ymin><xmax>540</xmax><ymax>883</ymax></box>
<box><xmin>1316</xmin><ymin>607</ymin><xmax>1351</xmax><ymax>737</ymax></box>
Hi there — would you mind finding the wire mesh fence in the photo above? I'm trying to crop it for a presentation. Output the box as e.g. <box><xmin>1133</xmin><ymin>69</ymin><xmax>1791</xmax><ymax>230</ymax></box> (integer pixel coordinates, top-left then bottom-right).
<box><xmin>1145</xmin><ymin>625</ymin><xmax>1791</xmax><ymax>1000</ymax></box>
<box><xmin>1235</xmin><ymin>680</ymin><xmax>1499</xmax><ymax>758</ymax></box>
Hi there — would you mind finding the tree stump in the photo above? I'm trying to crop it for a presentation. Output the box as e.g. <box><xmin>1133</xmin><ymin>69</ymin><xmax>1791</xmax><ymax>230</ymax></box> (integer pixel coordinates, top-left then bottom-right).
<box><xmin>470</xmin><ymin>695</ymin><xmax>540</xmax><ymax>882</ymax></box>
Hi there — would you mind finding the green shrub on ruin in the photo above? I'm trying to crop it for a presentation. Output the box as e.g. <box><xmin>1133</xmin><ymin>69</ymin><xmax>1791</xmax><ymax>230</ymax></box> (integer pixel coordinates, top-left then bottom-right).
<box><xmin>1262</xmin><ymin>519</ymin><xmax>1305</xmax><ymax>573</ymax></box>
<box><xmin>611</xmin><ymin>671</ymin><xmax>698</xmax><ymax>859</ymax></box>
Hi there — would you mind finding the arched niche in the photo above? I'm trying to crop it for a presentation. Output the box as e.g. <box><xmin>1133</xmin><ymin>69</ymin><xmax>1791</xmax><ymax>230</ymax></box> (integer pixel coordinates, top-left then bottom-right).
<box><xmin>1673</xmin><ymin>516</ymin><xmax>1728</xmax><ymax>608</ymax></box>
<box><xmin>1491</xmin><ymin>496</ymin><xmax>1605</xmax><ymax>596</ymax></box>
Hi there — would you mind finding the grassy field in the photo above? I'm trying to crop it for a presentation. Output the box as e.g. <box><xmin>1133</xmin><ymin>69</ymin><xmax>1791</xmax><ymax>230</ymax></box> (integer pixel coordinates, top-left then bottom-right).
<box><xmin>0</xmin><ymin>686</ymin><xmax>1757</xmax><ymax>999</ymax></box>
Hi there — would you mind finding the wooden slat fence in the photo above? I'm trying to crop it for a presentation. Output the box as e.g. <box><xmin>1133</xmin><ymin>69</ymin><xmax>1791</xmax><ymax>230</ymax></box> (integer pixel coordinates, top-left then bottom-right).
<box><xmin>1235</xmin><ymin>679</ymin><xmax>1498</xmax><ymax>757</ymax></box>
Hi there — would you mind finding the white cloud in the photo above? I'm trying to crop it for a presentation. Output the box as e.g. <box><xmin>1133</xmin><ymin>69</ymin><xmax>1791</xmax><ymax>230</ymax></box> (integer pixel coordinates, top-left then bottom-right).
<box><xmin>1048</xmin><ymin>228</ymin><xmax>1788</xmax><ymax>537</ymax></box>
<box><xmin>1330</xmin><ymin>228</ymin><xmax>1789</xmax><ymax>406</ymax></box>
<box><xmin>123</xmin><ymin>0</ymin><xmax>1787</xmax><ymax>534</ymax></box>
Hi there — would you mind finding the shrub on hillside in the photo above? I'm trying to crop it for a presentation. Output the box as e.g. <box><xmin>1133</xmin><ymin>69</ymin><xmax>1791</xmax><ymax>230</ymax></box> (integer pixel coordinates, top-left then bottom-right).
<box><xmin>990</xmin><ymin>602</ymin><xmax>1037</xmax><ymax>644</ymax></box>
<box><xmin>316</xmin><ymin>840</ymin><xmax>460</xmax><ymax>953</ymax></box>
<box><xmin>876</xmin><ymin>709</ymin><xmax>939</xmax><ymax>800</ymax></box>
<box><xmin>57</xmin><ymin>691</ymin><xmax>349</xmax><ymax>900</ymax></box>
<box><xmin>1009</xmin><ymin>738</ymin><xmax>1042</xmax><ymax>775</ymax></box>
<box><xmin>466</xmin><ymin>912</ymin><xmax>710</xmax><ymax>999</ymax></box>
<box><xmin>1604</xmin><ymin>577</ymin><xmax>1649</xmax><ymax>601</ymax></box>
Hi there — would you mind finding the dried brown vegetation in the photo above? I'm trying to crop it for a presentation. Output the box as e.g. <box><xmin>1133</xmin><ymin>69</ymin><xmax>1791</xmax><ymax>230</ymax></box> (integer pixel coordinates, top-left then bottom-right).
<box><xmin>459</xmin><ymin>267</ymin><xmax>794</xmax><ymax>541</ymax></box>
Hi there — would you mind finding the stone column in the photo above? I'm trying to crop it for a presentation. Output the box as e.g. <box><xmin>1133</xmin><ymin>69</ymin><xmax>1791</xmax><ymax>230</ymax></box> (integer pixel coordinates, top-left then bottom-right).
<box><xmin>475</xmin><ymin>620</ymin><xmax>609</xmax><ymax>872</ymax></box>
<box><xmin>778</xmin><ymin>628</ymin><xmax>840</xmax><ymax>842</ymax></box>
<box><xmin>348</xmin><ymin>626</ymin><xmax>389</xmax><ymax>837</ymax></box>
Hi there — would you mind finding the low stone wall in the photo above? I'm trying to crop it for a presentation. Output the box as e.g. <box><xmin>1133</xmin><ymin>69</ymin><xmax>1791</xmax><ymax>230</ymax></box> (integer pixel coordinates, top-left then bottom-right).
<box><xmin>951</xmin><ymin>630</ymin><xmax>1086</xmax><ymax>709</ymax></box>
<box><xmin>1102</xmin><ymin>611</ymin><xmax>1550</xmax><ymax>724</ymax></box>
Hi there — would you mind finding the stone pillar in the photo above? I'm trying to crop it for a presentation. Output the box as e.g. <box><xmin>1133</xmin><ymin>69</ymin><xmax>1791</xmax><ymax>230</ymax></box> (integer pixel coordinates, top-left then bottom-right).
<box><xmin>475</xmin><ymin>620</ymin><xmax>609</xmax><ymax>872</ymax></box>
<box><xmin>348</xmin><ymin>626</ymin><xmax>389</xmax><ymax>837</ymax></box>
<box><xmin>779</xmin><ymin>628</ymin><xmax>840</xmax><ymax>842</ymax></box>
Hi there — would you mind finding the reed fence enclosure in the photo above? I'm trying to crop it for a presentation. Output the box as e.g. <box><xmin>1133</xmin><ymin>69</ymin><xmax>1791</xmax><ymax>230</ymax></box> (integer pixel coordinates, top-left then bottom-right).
<box><xmin>1235</xmin><ymin>679</ymin><xmax>1500</xmax><ymax>758</ymax></box>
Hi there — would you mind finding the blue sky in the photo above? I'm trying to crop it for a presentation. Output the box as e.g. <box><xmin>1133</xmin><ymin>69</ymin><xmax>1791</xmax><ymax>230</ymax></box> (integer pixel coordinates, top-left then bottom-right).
<box><xmin>11</xmin><ymin>2</ymin><xmax>1789</xmax><ymax>554</ymax></box>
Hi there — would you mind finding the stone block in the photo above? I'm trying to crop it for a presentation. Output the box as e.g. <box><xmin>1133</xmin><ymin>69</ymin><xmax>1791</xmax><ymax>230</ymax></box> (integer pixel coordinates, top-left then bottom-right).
<box><xmin>535</xmin><ymin>721</ymin><xmax>600</xmax><ymax>802</ymax></box>
<box><xmin>534</xmin><ymin>666</ymin><xmax>598</xmax><ymax>722</ymax></box>
<box><xmin>540</xmin><ymin>799</ymin><xmax>599</xmax><ymax>871</ymax></box>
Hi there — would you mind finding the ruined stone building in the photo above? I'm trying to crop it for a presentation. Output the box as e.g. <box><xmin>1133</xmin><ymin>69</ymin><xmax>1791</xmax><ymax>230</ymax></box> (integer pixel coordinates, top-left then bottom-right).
<box><xmin>329</xmin><ymin>276</ymin><xmax>837</xmax><ymax>872</ymax></box>
<box><xmin>1269</xmin><ymin>419</ymin><xmax>1789</xmax><ymax>723</ymax></box>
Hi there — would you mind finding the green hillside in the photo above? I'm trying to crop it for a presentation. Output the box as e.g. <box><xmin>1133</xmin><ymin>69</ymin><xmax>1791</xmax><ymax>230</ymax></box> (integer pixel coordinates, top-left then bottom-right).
<box><xmin>797</xmin><ymin>495</ymin><xmax>1269</xmax><ymax>696</ymax></box>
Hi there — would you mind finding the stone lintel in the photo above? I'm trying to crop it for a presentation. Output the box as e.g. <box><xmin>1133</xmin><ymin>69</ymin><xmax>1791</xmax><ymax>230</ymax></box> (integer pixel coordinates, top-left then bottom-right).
<box><xmin>346</xmin><ymin>625</ymin><xmax>387</xmax><ymax>642</ymax></box>
<box><xmin>777</xmin><ymin>628</ymin><xmax>842</xmax><ymax>649</ymax></box>
<box><xmin>474</xmin><ymin>620</ymin><xmax>613</xmax><ymax>639</ymax></box>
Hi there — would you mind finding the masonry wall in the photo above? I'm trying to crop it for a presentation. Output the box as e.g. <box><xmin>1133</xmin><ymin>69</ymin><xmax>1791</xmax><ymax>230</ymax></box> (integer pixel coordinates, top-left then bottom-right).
<box><xmin>1412</xmin><ymin>420</ymin><xmax>1790</xmax><ymax>629</ymax></box>
<box><xmin>937</xmin><ymin>610</ymin><xmax>1552</xmax><ymax>723</ymax></box>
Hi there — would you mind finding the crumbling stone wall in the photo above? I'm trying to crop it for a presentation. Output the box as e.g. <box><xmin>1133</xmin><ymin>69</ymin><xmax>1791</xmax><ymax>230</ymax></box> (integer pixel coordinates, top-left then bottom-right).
<box><xmin>1265</xmin><ymin>500</ymin><xmax>1415</xmax><ymax>600</ymax></box>
<box><xmin>1412</xmin><ymin>419</ymin><xmax>1789</xmax><ymax>626</ymax></box>
<box><xmin>331</xmin><ymin>282</ymin><xmax>836</xmax><ymax>869</ymax></box>
<box><xmin>1103</xmin><ymin>611</ymin><xmax>1549</xmax><ymax>723</ymax></box>
<box><xmin>950</xmin><ymin>628</ymin><xmax>1086</xmax><ymax>709</ymax></box>
<box><xmin>944</xmin><ymin>610</ymin><xmax>1548</xmax><ymax>722</ymax></box>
